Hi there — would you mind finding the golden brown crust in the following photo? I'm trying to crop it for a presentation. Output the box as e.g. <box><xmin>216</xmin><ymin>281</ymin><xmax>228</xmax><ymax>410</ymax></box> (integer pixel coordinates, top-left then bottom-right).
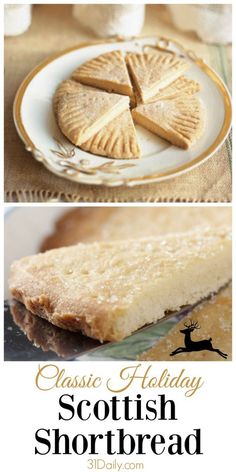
<box><xmin>11</xmin><ymin>301</ymin><xmax>100</xmax><ymax>357</ymax></box>
<box><xmin>53</xmin><ymin>79</ymin><xmax>82</xmax><ymax>116</ymax></box>
<box><xmin>10</xmin><ymin>228</ymin><xmax>231</xmax><ymax>342</ymax></box>
<box><xmin>11</xmin><ymin>284</ymin><xmax>114</xmax><ymax>341</ymax></box>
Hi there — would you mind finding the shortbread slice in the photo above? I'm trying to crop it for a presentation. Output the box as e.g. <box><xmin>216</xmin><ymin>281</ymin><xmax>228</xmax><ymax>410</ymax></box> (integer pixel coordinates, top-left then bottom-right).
<box><xmin>56</xmin><ymin>83</ymin><xmax>129</xmax><ymax>146</ymax></box>
<box><xmin>53</xmin><ymin>79</ymin><xmax>81</xmax><ymax>115</ymax></box>
<box><xmin>126</xmin><ymin>52</ymin><xmax>189</xmax><ymax>103</ymax></box>
<box><xmin>40</xmin><ymin>207</ymin><xmax>231</xmax><ymax>251</ymax></box>
<box><xmin>147</xmin><ymin>75</ymin><xmax>200</xmax><ymax>103</ymax></box>
<box><xmin>81</xmin><ymin>110</ymin><xmax>140</xmax><ymax>159</ymax></box>
<box><xmin>132</xmin><ymin>96</ymin><xmax>205</xmax><ymax>149</ymax></box>
<box><xmin>72</xmin><ymin>50</ymin><xmax>133</xmax><ymax>97</ymax></box>
<box><xmin>139</xmin><ymin>285</ymin><xmax>232</xmax><ymax>361</ymax></box>
<box><xmin>9</xmin><ymin>227</ymin><xmax>231</xmax><ymax>342</ymax></box>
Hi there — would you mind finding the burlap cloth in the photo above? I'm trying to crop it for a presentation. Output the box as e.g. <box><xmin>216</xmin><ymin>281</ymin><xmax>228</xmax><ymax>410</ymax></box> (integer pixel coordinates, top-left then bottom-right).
<box><xmin>4</xmin><ymin>5</ymin><xmax>232</xmax><ymax>202</ymax></box>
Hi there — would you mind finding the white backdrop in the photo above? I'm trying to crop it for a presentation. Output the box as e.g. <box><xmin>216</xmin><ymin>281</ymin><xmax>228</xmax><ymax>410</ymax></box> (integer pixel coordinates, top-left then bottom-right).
<box><xmin>1</xmin><ymin>361</ymin><xmax>235</xmax><ymax>471</ymax></box>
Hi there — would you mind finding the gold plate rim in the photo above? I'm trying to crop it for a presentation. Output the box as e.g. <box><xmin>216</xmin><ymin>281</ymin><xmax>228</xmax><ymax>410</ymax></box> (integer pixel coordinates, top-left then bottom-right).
<box><xmin>13</xmin><ymin>36</ymin><xmax>232</xmax><ymax>187</ymax></box>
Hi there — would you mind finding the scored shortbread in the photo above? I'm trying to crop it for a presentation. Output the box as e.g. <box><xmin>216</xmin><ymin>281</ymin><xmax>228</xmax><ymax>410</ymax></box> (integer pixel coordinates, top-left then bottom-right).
<box><xmin>56</xmin><ymin>82</ymin><xmax>129</xmax><ymax>146</ymax></box>
<box><xmin>132</xmin><ymin>75</ymin><xmax>200</xmax><ymax>107</ymax></box>
<box><xmin>132</xmin><ymin>96</ymin><xmax>205</xmax><ymax>149</ymax></box>
<box><xmin>81</xmin><ymin>110</ymin><xmax>140</xmax><ymax>159</ymax></box>
<box><xmin>72</xmin><ymin>50</ymin><xmax>133</xmax><ymax>97</ymax></box>
<box><xmin>146</xmin><ymin>75</ymin><xmax>200</xmax><ymax>103</ymax></box>
<box><xmin>53</xmin><ymin>50</ymin><xmax>205</xmax><ymax>156</ymax></box>
<box><xmin>53</xmin><ymin>79</ymin><xmax>82</xmax><ymax>115</ymax></box>
<box><xmin>10</xmin><ymin>227</ymin><xmax>231</xmax><ymax>342</ymax></box>
<box><xmin>126</xmin><ymin>52</ymin><xmax>189</xmax><ymax>103</ymax></box>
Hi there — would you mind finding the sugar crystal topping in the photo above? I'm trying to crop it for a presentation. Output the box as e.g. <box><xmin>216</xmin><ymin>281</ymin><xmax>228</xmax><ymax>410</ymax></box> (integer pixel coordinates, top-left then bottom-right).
<box><xmin>16</xmin><ymin>227</ymin><xmax>231</xmax><ymax>311</ymax></box>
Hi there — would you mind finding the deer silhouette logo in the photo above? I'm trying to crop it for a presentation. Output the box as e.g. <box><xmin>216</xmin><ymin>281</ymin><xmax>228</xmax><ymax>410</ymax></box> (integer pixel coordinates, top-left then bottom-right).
<box><xmin>170</xmin><ymin>320</ymin><xmax>228</xmax><ymax>359</ymax></box>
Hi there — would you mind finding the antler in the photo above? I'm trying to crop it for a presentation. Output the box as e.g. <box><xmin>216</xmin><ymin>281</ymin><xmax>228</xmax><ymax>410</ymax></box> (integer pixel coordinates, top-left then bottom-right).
<box><xmin>193</xmin><ymin>321</ymin><xmax>200</xmax><ymax>329</ymax></box>
<box><xmin>184</xmin><ymin>319</ymin><xmax>201</xmax><ymax>329</ymax></box>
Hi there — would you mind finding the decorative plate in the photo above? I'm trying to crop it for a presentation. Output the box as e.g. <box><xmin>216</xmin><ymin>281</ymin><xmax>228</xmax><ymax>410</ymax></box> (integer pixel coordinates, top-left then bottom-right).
<box><xmin>13</xmin><ymin>36</ymin><xmax>232</xmax><ymax>187</ymax></box>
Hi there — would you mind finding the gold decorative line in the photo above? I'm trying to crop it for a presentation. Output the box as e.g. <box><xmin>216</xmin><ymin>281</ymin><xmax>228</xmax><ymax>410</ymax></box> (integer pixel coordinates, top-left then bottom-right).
<box><xmin>50</xmin><ymin>138</ymin><xmax>76</xmax><ymax>159</ymax></box>
<box><xmin>143</xmin><ymin>37</ymin><xmax>202</xmax><ymax>61</ymax></box>
<box><xmin>30</xmin><ymin>146</ymin><xmax>128</xmax><ymax>186</ymax></box>
<box><xmin>159</xmin><ymin>37</ymin><xmax>202</xmax><ymax>62</ymax></box>
<box><xmin>13</xmin><ymin>36</ymin><xmax>232</xmax><ymax>186</ymax></box>
<box><xmin>49</xmin><ymin>138</ymin><xmax>135</xmax><ymax>176</ymax></box>
<box><xmin>143</xmin><ymin>37</ymin><xmax>176</xmax><ymax>55</ymax></box>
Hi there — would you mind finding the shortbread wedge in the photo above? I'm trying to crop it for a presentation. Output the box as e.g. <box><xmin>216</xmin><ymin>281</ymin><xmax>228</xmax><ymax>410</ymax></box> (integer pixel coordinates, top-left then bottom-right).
<box><xmin>139</xmin><ymin>285</ymin><xmax>232</xmax><ymax>361</ymax></box>
<box><xmin>56</xmin><ymin>83</ymin><xmax>129</xmax><ymax>146</ymax></box>
<box><xmin>41</xmin><ymin>207</ymin><xmax>231</xmax><ymax>251</ymax></box>
<box><xmin>9</xmin><ymin>227</ymin><xmax>231</xmax><ymax>342</ymax></box>
<box><xmin>81</xmin><ymin>110</ymin><xmax>140</xmax><ymax>159</ymax></box>
<box><xmin>132</xmin><ymin>96</ymin><xmax>205</xmax><ymax>149</ymax></box>
<box><xmin>72</xmin><ymin>50</ymin><xmax>133</xmax><ymax>97</ymax></box>
<box><xmin>146</xmin><ymin>75</ymin><xmax>200</xmax><ymax>103</ymax></box>
<box><xmin>126</xmin><ymin>52</ymin><xmax>189</xmax><ymax>103</ymax></box>
<box><xmin>53</xmin><ymin>79</ymin><xmax>81</xmax><ymax>115</ymax></box>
